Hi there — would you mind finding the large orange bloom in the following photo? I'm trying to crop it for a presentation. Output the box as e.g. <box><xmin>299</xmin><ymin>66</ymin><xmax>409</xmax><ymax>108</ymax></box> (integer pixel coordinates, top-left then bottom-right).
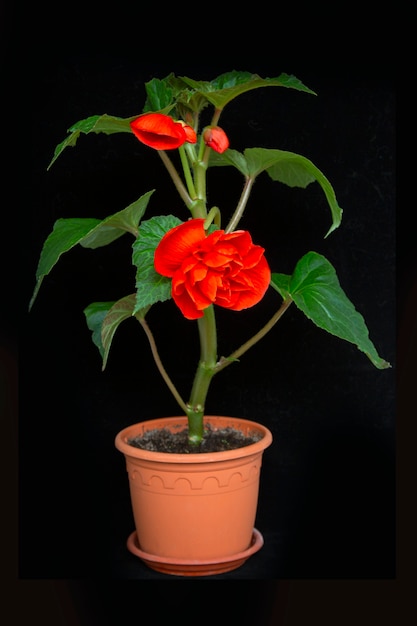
<box><xmin>130</xmin><ymin>113</ymin><xmax>197</xmax><ymax>150</ymax></box>
<box><xmin>154</xmin><ymin>219</ymin><xmax>271</xmax><ymax>319</ymax></box>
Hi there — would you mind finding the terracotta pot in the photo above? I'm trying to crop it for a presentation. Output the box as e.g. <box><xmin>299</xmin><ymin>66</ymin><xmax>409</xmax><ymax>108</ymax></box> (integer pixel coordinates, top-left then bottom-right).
<box><xmin>115</xmin><ymin>415</ymin><xmax>273</xmax><ymax>576</ymax></box>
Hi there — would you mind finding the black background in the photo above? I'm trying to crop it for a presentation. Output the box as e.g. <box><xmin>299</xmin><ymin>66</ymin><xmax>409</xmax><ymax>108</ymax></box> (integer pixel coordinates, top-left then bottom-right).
<box><xmin>21</xmin><ymin>57</ymin><xmax>395</xmax><ymax>574</ymax></box>
<box><xmin>6</xmin><ymin>6</ymin><xmax>408</xmax><ymax>624</ymax></box>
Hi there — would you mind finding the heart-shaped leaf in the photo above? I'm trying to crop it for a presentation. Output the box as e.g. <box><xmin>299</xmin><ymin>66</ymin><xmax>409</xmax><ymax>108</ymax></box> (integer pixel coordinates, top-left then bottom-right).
<box><xmin>210</xmin><ymin>148</ymin><xmax>342</xmax><ymax>237</ymax></box>
<box><xmin>271</xmin><ymin>252</ymin><xmax>390</xmax><ymax>369</ymax></box>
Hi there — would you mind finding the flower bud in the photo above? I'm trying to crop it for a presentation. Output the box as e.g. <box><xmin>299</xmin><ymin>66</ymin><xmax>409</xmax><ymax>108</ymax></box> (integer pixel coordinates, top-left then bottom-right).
<box><xmin>202</xmin><ymin>126</ymin><xmax>229</xmax><ymax>154</ymax></box>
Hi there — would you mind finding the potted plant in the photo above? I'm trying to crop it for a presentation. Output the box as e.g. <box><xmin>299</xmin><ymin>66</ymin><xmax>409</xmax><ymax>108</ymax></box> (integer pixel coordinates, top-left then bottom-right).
<box><xmin>29</xmin><ymin>70</ymin><xmax>390</xmax><ymax>577</ymax></box>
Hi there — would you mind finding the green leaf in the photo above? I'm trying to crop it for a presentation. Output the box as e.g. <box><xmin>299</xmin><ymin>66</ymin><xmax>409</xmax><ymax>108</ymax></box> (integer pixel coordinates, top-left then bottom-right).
<box><xmin>209</xmin><ymin>148</ymin><xmax>249</xmax><ymax>174</ymax></box>
<box><xmin>84</xmin><ymin>301</ymin><xmax>116</xmax><ymax>361</ymax></box>
<box><xmin>271</xmin><ymin>252</ymin><xmax>391</xmax><ymax>369</ymax></box>
<box><xmin>84</xmin><ymin>295</ymin><xmax>148</xmax><ymax>370</ymax></box>
<box><xmin>80</xmin><ymin>189</ymin><xmax>155</xmax><ymax>248</ymax></box>
<box><xmin>179</xmin><ymin>71</ymin><xmax>316</xmax><ymax>110</ymax></box>
<box><xmin>269</xmin><ymin>273</ymin><xmax>291</xmax><ymax>300</ymax></box>
<box><xmin>132</xmin><ymin>215</ymin><xmax>183</xmax><ymax>313</ymax></box>
<box><xmin>29</xmin><ymin>218</ymin><xmax>100</xmax><ymax>310</ymax></box>
<box><xmin>47</xmin><ymin>113</ymin><xmax>137</xmax><ymax>169</ymax></box>
<box><xmin>29</xmin><ymin>191</ymin><xmax>155</xmax><ymax>310</ymax></box>
<box><xmin>101</xmin><ymin>295</ymin><xmax>142</xmax><ymax>370</ymax></box>
<box><xmin>141</xmin><ymin>71</ymin><xmax>316</xmax><ymax>118</ymax></box>
<box><xmin>143</xmin><ymin>75</ymin><xmax>176</xmax><ymax>113</ymax></box>
<box><xmin>209</xmin><ymin>148</ymin><xmax>343</xmax><ymax>237</ymax></box>
<box><xmin>47</xmin><ymin>72</ymin><xmax>315</xmax><ymax>169</ymax></box>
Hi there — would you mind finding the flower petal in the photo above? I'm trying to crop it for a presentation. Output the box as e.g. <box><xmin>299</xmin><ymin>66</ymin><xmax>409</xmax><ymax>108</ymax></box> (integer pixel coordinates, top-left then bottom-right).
<box><xmin>171</xmin><ymin>274</ymin><xmax>208</xmax><ymax>319</ymax></box>
<box><xmin>181</xmin><ymin>123</ymin><xmax>197</xmax><ymax>144</ymax></box>
<box><xmin>154</xmin><ymin>218</ymin><xmax>270</xmax><ymax>319</ymax></box>
<box><xmin>130</xmin><ymin>113</ymin><xmax>187</xmax><ymax>150</ymax></box>
<box><xmin>154</xmin><ymin>219</ymin><xmax>207</xmax><ymax>277</ymax></box>
<box><xmin>219</xmin><ymin>256</ymin><xmax>271</xmax><ymax>310</ymax></box>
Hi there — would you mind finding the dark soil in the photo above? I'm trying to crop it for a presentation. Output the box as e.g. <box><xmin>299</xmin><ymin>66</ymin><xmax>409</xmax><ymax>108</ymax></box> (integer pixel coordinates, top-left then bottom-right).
<box><xmin>128</xmin><ymin>425</ymin><xmax>262</xmax><ymax>454</ymax></box>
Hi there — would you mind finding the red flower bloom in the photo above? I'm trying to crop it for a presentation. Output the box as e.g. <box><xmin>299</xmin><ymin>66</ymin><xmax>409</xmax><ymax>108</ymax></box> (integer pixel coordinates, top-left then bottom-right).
<box><xmin>202</xmin><ymin>126</ymin><xmax>229</xmax><ymax>153</ymax></box>
<box><xmin>130</xmin><ymin>113</ymin><xmax>197</xmax><ymax>150</ymax></box>
<box><xmin>154</xmin><ymin>219</ymin><xmax>271</xmax><ymax>319</ymax></box>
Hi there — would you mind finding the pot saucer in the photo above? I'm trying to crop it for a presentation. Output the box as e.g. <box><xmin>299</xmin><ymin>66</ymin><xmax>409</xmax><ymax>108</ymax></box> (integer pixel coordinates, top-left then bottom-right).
<box><xmin>126</xmin><ymin>528</ymin><xmax>264</xmax><ymax>577</ymax></box>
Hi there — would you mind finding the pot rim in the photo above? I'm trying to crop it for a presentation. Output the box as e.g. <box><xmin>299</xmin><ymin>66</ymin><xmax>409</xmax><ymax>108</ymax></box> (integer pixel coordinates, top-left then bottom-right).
<box><xmin>114</xmin><ymin>415</ymin><xmax>273</xmax><ymax>464</ymax></box>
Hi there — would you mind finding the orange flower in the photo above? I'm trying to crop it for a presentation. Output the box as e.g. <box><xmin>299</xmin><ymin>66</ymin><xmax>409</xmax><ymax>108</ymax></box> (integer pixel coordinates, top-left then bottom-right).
<box><xmin>154</xmin><ymin>219</ymin><xmax>271</xmax><ymax>319</ymax></box>
<box><xmin>130</xmin><ymin>113</ymin><xmax>197</xmax><ymax>150</ymax></box>
<box><xmin>202</xmin><ymin>126</ymin><xmax>229</xmax><ymax>153</ymax></box>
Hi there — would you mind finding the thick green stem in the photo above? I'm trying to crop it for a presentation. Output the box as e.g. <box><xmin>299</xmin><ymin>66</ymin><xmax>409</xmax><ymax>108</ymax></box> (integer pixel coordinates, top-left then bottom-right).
<box><xmin>192</xmin><ymin>160</ymin><xmax>207</xmax><ymax>203</ymax></box>
<box><xmin>189</xmin><ymin>199</ymin><xmax>208</xmax><ymax>219</ymax></box>
<box><xmin>178</xmin><ymin>145</ymin><xmax>197</xmax><ymax>199</ymax></box>
<box><xmin>186</xmin><ymin>305</ymin><xmax>218</xmax><ymax>445</ymax></box>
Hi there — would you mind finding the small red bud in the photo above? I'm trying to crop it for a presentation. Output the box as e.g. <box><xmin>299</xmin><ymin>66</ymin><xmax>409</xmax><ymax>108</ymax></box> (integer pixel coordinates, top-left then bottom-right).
<box><xmin>203</xmin><ymin>126</ymin><xmax>229</xmax><ymax>154</ymax></box>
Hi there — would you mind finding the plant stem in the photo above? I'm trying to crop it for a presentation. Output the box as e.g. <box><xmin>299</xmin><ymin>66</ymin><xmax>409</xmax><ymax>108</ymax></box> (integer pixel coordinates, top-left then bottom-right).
<box><xmin>137</xmin><ymin>316</ymin><xmax>188</xmax><ymax>414</ymax></box>
<box><xmin>192</xmin><ymin>160</ymin><xmax>208</xmax><ymax>204</ymax></box>
<box><xmin>215</xmin><ymin>297</ymin><xmax>293</xmax><ymax>373</ymax></box>
<box><xmin>210</xmin><ymin>107</ymin><xmax>222</xmax><ymax>127</ymax></box>
<box><xmin>158</xmin><ymin>150</ymin><xmax>193</xmax><ymax>208</ymax></box>
<box><xmin>204</xmin><ymin>206</ymin><xmax>221</xmax><ymax>230</ymax></box>
<box><xmin>186</xmin><ymin>305</ymin><xmax>218</xmax><ymax>445</ymax></box>
<box><xmin>178</xmin><ymin>145</ymin><xmax>197</xmax><ymax>199</ymax></box>
<box><xmin>225</xmin><ymin>176</ymin><xmax>255</xmax><ymax>233</ymax></box>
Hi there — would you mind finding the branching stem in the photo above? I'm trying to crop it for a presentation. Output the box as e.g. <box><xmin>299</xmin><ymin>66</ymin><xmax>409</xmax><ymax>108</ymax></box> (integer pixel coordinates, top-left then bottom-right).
<box><xmin>215</xmin><ymin>297</ymin><xmax>293</xmax><ymax>373</ymax></box>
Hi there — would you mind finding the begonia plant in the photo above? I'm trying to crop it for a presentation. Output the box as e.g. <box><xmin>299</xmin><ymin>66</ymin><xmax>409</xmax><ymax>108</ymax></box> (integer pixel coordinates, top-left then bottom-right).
<box><xmin>29</xmin><ymin>70</ymin><xmax>390</xmax><ymax>447</ymax></box>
